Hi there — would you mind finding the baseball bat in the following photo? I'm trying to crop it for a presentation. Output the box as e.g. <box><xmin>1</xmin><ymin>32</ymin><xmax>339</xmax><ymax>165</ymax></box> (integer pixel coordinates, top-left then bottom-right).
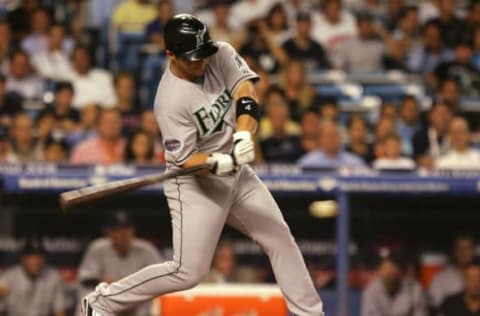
<box><xmin>59</xmin><ymin>163</ymin><xmax>211</xmax><ymax>211</ymax></box>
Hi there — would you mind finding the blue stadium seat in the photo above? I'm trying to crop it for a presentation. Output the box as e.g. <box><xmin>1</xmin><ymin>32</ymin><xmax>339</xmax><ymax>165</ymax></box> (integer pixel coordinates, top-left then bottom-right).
<box><xmin>117</xmin><ymin>32</ymin><xmax>146</xmax><ymax>72</ymax></box>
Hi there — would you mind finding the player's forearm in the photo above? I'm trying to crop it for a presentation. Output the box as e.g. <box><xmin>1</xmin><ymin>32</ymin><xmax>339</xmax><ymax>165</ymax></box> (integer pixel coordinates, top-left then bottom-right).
<box><xmin>182</xmin><ymin>152</ymin><xmax>211</xmax><ymax>174</ymax></box>
<box><xmin>233</xmin><ymin>80</ymin><xmax>259</xmax><ymax>135</ymax></box>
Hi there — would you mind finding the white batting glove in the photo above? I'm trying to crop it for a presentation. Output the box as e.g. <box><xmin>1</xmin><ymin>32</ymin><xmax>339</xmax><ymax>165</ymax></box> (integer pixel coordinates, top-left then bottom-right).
<box><xmin>206</xmin><ymin>153</ymin><xmax>235</xmax><ymax>176</ymax></box>
<box><xmin>232</xmin><ymin>131</ymin><xmax>255</xmax><ymax>165</ymax></box>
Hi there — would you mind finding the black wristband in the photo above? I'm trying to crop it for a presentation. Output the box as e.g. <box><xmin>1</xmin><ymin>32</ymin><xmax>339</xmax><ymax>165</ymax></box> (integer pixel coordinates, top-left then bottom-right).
<box><xmin>236</xmin><ymin>96</ymin><xmax>259</xmax><ymax>121</ymax></box>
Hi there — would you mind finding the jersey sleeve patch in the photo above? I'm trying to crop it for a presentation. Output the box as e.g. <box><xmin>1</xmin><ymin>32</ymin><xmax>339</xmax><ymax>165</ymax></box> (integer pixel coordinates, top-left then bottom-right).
<box><xmin>164</xmin><ymin>138</ymin><xmax>184</xmax><ymax>153</ymax></box>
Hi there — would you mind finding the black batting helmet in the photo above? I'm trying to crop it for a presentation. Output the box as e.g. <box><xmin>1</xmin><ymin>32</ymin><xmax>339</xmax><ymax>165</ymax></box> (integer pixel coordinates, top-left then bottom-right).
<box><xmin>164</xmin><ymin>14</ymin><xmax>218</xmax><ymax>61</ymax></box>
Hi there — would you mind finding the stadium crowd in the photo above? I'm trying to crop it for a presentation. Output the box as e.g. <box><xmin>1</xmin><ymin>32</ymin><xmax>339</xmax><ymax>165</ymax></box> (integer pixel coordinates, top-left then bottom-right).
<box><xmin>0</xmin><ymin>0</ymin><xmax>479</xmax><ymax>171</ymax></box>
<box><xmin>1</xmin><ymin>0</ymin><xmax>480</xmax><ymax>315</ymax></box>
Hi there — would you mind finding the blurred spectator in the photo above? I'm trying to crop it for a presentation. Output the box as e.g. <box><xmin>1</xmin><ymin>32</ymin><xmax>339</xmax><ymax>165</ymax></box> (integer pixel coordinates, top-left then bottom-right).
<box><xmin>382</xmin><ymin>0</ymin><xmax>405</xmax><ymax>31</ymax></box>
<box><xmin>112</xmin><ymin>0</ymin><xmax>157</xmax><ymax>33</ymax></box>
<box><xmin>318</xmin><ymin>98</ymin><xmax>340</xmax><ymax>122</ymax></box>
<box><xmin>361</xmin><ymin>247</ymin><xmax>427</xmax><ymax>316</ymax></box>
<box><xmin>43</xmin><ymin>136</ymin><xmax>69</xmax><ymax>163</ymax></box>
<box><xmin>9</xmin><ymin>112</ymin><xmax>38</xmax><ymax>162</ymax></box>
<box><xmin>70</xmin><ymin>108</ymin><xmax>125</xmax><ymax>164</ymax></box>
<box><xmin>145</xmin><ymin>0</ymin><xmax>174</xmax><ymax>48</ymax></box>
<box><xmin>203</xmin><ymin>239</ymin><xmax>257</xmax><ymax>283</ymax></box>
<box><xmin>299</xmin><ymin>110</ymin><xmax>320</xmax><ymax>154</ymax></box>
<box><xmin>373</xmin><ymin>132</ymin><xmax>416</xmax><ymax>170</ymax></box>
<box><xmin>279</xmin><ymin>60</ymin><xmax>319</xmax><ymax>121</ymax></box>
<box><xmin>70</xmin><ymin>46</ymin><xmax>116</xmax><ymax>109</ymax></box>
<box><xmin>0</xmin><ymin>238</ymin><xmax>67</xmax><ymax>316</ymax></box>
<box><xmin>298</xmin><ymin>120</ymin><xmax>365</xmax><ymax>170</ymax></box>
<box><xmin>282</xmin><ymin>12</ymin><xmax>330</xmax><ymax>72</ymax></box>
<box><xmin>345</xmin><ymin>115</ymin><xmax>375</xmax><ymax>165</ymax></box>
<box><xmin>258</xmin><ymin>86</ymin><xmax>300</xmax><ymax>140</ymax></box>
<box><xmin>374</xmin><ymin>116</ymin><xmax>395</xmax><ymax>158</ymax></box>
<box><xmin>430</xmin><ymin>233</ymin><xmax>476</xmax><ymax>312</ymax></box>
<box><xmin>380</xmin><ymin>102</ymin><xmax>398</xmax><ymax>122</ymax></box>
<box><xmin>30</xmin><ymin>24</ymin><xmax>74</xmax><ymax>81</ymax></box>
<box><xmin>6</xmin><ymin>0</ymin><xmax>41</xmax><ymax>43</ymax></box>
<box><xmin>311</xmin><ymin>0</ymin><xmax>358</xmax><ymax>59</ymax></box>
<box><xmin>208</xmin><ymin>0</ymin><xmax>238</xmax><ymax>47</ymax></box>
<box><xmin>397</xmin><ymin>95</ymin><xmax>422</xmax><ymax>156</ymax></box>
<box><xmin>77</xmin><ymin>210</ymin><xmax>162</xmax><ymax>316</ymax></box>
<box><xmin>0</xmin><ymin>21</ymin><xmax>12</xmax><ymax>73</ymax></box>
<box><xmin>471</xmin><ymin>26</ymin><xmax>480</xmax><ymax>72</ymax></box>
<box><xmin>466</xmin><ymin>0</ymin><xmax>480</xmax><ymax>31</ymax></box>
<box><xmin>0</xmin><ymin>74</ymin><xmax>22</xmax><ymax>127</ymax></box>
<box><xmin>441</xmin><ymin>258</ymin><xmax>480</xmax><ymax>316</ymax></box>
<box><xmin>124</xmin><ymin>129</ymin><xmax>157</xmax><ymax>164</ymax></box>
<box><xmin>229</xmin><ymin>0</ymin><xmax>277</xmax><ymax>30</ymax></box>
<box><xmin>114</xmin><ymin>72</ymin><xmax>141</xmax><ymax>135</ymax></box>
<box><xmin>436</xmin><ymin>117</ymin><xmax>480</xmax><ymax>170</ymax></box>
<box><xmin>0</xmin><ymin>124</ymin><xmax>11</xmax><ymax>163</ymax></box>
<box><xmin>336</xmin><ymin>12</ymin><xmax>385</xmax><ymax>73</ymax></box>
<box><xmin>140</xmin><ymin>109</ymin><xmax>165</xmax><ymax>162</ymax></box>
<box><xmin>407</xmin><ymin>21</ymin><xmax>454</xmax><ymax>75</ymax></box>
<box><xmin>264</xmin><ymin>3</ymin><xmax>291</xmax><ymax>45</ymax></box>
<box><xmin>239</xmin><ymin>19</ymin><xmax>288</xmax><ymax>74</ymax></box>
<box><xmin>260</xmin><ymin>100</ymin><xmax>304</xmax><ymax>163</ymax></box>
<box><xmin>35</xmin><ymin>108</ymin><xmax>57</xmax><ymax>159</ymax></box>
<box><xmin>412</xmin><ymin>101</ymin><xmax>453</xmax><ymax>168</ymax></box>
<box><xmin>433</xmin><ymin>41</ymin><xmax>480</xmax><ymax>98</ymax></box>
<box><xmin>20</xmin><ymin>7</ymin><xmax>52</xmax><ymax>56</ymax></box>
<box><xmin>6</xmin><ymin>49</ymin><xmax>45</xmax><ymax>101</ymax></box>
<box><xmin>344</xmin><ymin>0</ymin><xmax>385</xmax><ymax>19</ymax></box>
<box><xmin>51</xmin><ymin>81</ymin><xmax>79</xmax><ymax>134</ymax></box>
<box><xmin>392</xmin><ymin>6</ymin><xmax>420</xmax><ymax>44</ymax></box>
<box><xmin>427</xmin><ymin>0</ymin><xmax>468</xmax><ymax>48</ymax></box>
<box><xmin>437</xmin><ymin>77</ymin><xmax>460</xmax><ymax>108</ymax></box>
<box><xmin>67</xmin><ymin>103</ymin><xmax>100</xmax><ymax>148</ymax></box>
<box><xmin>254</xmin><ymin>68</ymin><xmax>271</xmax><ymax>105</ymax></box>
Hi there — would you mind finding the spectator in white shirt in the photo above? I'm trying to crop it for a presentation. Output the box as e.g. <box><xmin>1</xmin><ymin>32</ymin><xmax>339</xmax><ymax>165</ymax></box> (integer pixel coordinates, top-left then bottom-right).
<box><xmin>70</xmin><ymin>46</ymin><xmax>116</xmax><ymax>109</ymax></box>
<box><xmin>31</xmin><ymin>24</ymin><xmax>74</xmax><ymax>81</ymax></box>
<box><xmin>436</xmin><ymin>116</ymin><xmax>480</xmax><ymax>169</ymax></box>
<box><xmin>311</xmin><ymin>0</ymin><xmax>357</xmax><ymax>60</ymax></box>
<box><xmin>6</xmin><ymin>50</ymin><xmax>45</xmax><ymax>101</ymax></box>
<box><xmin>229</xmin><ymin>0</ymin><xmax>276</xmax><ymax>30</ymax></box>
<box><xmin>20</xmin><ymin>7</ymin><xmax>51</xmax><ymax>56</ymax></box>
<box><xmin>373</xmin><ymin>132</ymin><xmax>416</xmax><ymax>170</ymax></box>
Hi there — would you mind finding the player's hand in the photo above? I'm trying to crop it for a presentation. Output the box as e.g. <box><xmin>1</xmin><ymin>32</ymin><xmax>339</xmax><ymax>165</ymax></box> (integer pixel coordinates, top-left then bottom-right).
<box><xmin>232</xmin><ymin>131</ymin><xmax>255</xmax><ymax>165</ymax></box>
<box><xmin>206</xmin><ymin>153</ymin><xmax>235</xmax><ymax>176</ymax></box>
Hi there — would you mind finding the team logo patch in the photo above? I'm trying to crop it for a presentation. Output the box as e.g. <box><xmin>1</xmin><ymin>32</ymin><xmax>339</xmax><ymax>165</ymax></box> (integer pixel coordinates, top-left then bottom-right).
<box><xmin>164</xmin><ymin>138</ymin><xmax>183</xmax><ymax>153</ymax></box>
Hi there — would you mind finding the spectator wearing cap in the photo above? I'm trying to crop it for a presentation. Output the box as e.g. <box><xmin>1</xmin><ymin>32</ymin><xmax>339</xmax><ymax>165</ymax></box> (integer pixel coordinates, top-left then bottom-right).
<box><xmin>51</xmin><ymin>81</ymin><xmax>79</xmax><ymax>134</ymax></box>
<box><xmin>9</xmin><ymin>112</ymin><xmax>39</xmax><ymax>162</ymax></box>
<box><xmin>433</xmin><ymin>40</ymin><xmax>480</xmax><ymax>98</ymax></box>
<box><xmin>336</xmin><ymin>12</ymin><xmax>385</xmax><ymax>73</ymax></box>
<box><xmin>30</xmin><ymin>24</ymin><xmax>75</xmax><ymax>81</ymax></box>
<box><xmin>412</xmin><ymin>101</ymin><xmax>454</xmax><ymax>169</ymax></box>
<box><xmin>6</xmin><ymin>49</ymin><xmax>45</xmax><ymax>101</ymax></box>
<box><xmin>311</xmin><ymin>0</ymin><xmax>358</xmax><ymax>60</ymax></box>
<box><xmin>0</xmin><ymin>74</ymin><xmax>22</xmax><ymax>128</ymax></box>
<box><xmin>282</xmin><ymin>12</ymin><xmax>330</xmax><ymax>72</ymax></box>
<box><xmin>70</xmin><ymin>46</ymin><xmax>116</xmax><ymax>109</ymax></box>
<box><xmin>70</xmin><ymin>108</ymin><xmax>125</xmax><ymax>164</ymax></box>
<box><xmin>436</xmin><ymin>117</ymin><xmax>480</xmax><ymax>170</ymax></box>
<box><xmin>0</xmin><ymin>238</ymin><xmax>67</xmax><ymax>316</ymax></box>
<box><xmin>430</xmin><ymin>234</ymin><xmax>476</xmax><ymax>312</ymax></box>
<box><xmin>298</xmin><ymin>120</ymin><xmax>365</xmax><ymax>170</ymax></box>
<box><xmin>112</xmin><ymin>0</ymin><xmax>157</xmax><ymax>33</ymax></box>
<box><xmin>361</xmin><ymin>247</ymin><xmax>427</xmax><ymax>316</ymax></box>
<box><xmin>441</xmin><ymin>257</ymin><xmax>480</xmax><ymax>316</ymax></box>
<box><xmin>77</xmin><ymin>211</ymin><xmax>162</xmax><ymax>316</ymax></box>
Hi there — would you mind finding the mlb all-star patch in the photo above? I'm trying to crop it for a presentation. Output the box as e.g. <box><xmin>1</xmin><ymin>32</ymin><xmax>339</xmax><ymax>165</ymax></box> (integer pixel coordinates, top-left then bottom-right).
<box><xmin>164</xmin><ymin>138</ymin><xmax>183</xmax><ymax>153</ymax></box>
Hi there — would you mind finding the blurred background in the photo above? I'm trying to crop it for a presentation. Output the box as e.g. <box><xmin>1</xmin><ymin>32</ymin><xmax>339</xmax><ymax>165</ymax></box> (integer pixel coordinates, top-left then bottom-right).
<box><xmin>1</xmin><ymin>0</ymin><xmax>480</xmax><ymax>315</ymax></box>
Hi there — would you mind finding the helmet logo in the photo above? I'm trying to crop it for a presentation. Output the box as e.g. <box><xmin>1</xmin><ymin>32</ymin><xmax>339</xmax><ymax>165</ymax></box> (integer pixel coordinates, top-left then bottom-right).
<box><xmin>195</xmin><ymin>27</ymin><xmax>206</xmax><ymax>48</ymax></box>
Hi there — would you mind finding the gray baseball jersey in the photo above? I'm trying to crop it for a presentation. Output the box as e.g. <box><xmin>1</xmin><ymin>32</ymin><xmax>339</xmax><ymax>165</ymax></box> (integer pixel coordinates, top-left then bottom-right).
<box><xmin>0</xmin><ymin>265</ymin><xmax>66</xmax><ymax>316</ymax></box>
<box><xmin>77</xmin><ymin>238</ymin><xmax>162</xmax><ymax>316</ymax></box>
<box><xmin>84</xmin><ymin>42</ymin><xmax>324</xmax><ymax>316</ymax></box>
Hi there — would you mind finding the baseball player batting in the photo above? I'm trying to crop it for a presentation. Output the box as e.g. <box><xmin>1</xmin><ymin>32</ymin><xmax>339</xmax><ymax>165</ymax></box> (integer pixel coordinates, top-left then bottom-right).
<box><xmin>82</xmin><ymin>14</ymin><xmax>324</xmax><ymax>316</ymax></box>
